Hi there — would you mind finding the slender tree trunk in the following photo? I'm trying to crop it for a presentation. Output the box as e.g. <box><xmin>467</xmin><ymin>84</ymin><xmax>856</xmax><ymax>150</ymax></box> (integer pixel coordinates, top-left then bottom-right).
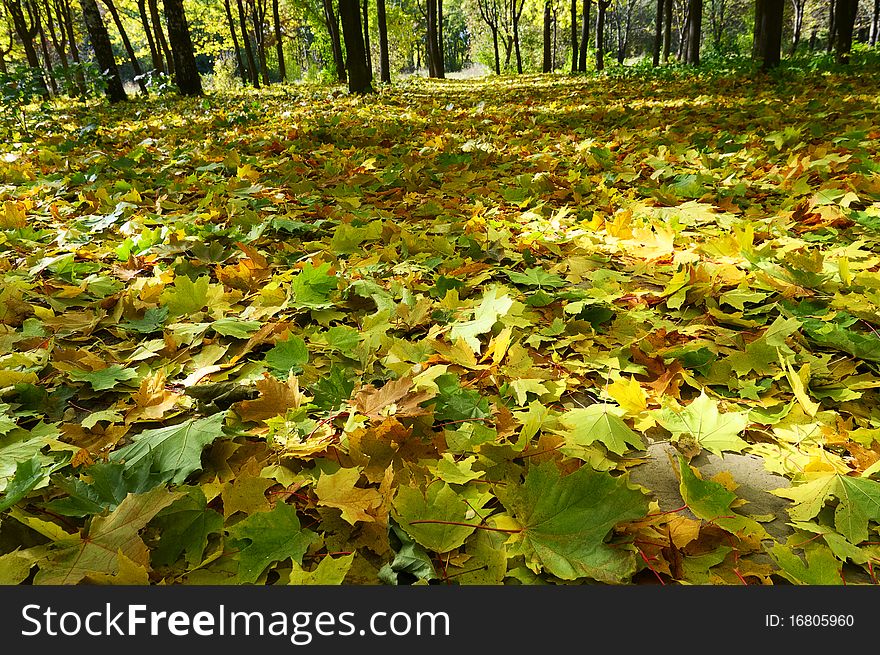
<box><xmin>578</xmin><ymin>0</ymin><xmax>590</xmax><ymax>70</ymax></box>
<box><xmin>272</xmin><ymin>0</ymin><xmax>285</xmax><ymax>81</ymax></box>
<box><xmin>339</xmin><ymin>0</ymin><xmax>373</xmax><ymax>92</ymax></box>
<box><xmin>491</xmin><ymin>24</ymin><xmax>500</xmax><ymax>73</ymax></box>
<box><xmin>376</xmin><ymin>0</ymin><xmax>390</xmax><ymax>81</ymax></box>
<box><xmin>543</xmin><ymin>0</ymin><xmax>552</xmax><ymax>71</ymax></box>
<box><xmin>56</xmin><ymin>0</ymin><xmax>86</xmax><ymax>94</ymax></box>
<box><xmin>248</xmin><ymin>0</ymin><xmax>268</xmax><ymax>85</ymax></box>
<box><xmin>871</xmin><ymin>0</ymin><xmax>879</xmax><ymax>45</ymax></box>
<box><xmin>596</xmin><ymin>0</ymin><xmax>607</xmax><ymax>70</ymax></box>
<box><xmin>790</xmin><ymin>0</ymin><xmax>803</xmax><ymax>53</ymax></box>
<box><xmin>834</xmin><ymin>0</ymin><xmax>857</xmax><ymax>62</ymax></box>
<box><xmin>137</xmin><ymin>0</ymin><xmax>162</xmax><ymax>72</ymax></box>
<box><xmin>663</xmin><ymin>0</ymin><xmax>672</xmax><ymax>60</ymax></box>
<box><xmin>362</xmin><ymin>0</ymin><xmax>371</xmax><ymax>74</ymax></box>
<box><xmin>36</xmin><ymin>9</ymin><xmax>59</xmax><ymax>95</ymax></box>
<box><xmin>81</xmin><ymin>0</ymin><xmax>126</xmax><ymax>102</ymax></box>
<box><xmin>162</xmin><ymin>0</ymin><xmax>203</xmax><ymax>95</ymax></box>
<box><xmin>102</xmin><ymin>0</ymin><xmax>148</xmax><ymax>94</ymax></box>
<box><xmin>686</xmin><ymin>0</ymin><xmax>701</xmax><ymax>64</ymax></box>
<box><xmin>148</xmin><ymin>0</ymin><xmax>173</xmax><ymax>76</ymax></box>
<box><xmin>6</xmin><ymin>0</ymin><xmax>49</xmax><ymax>96</ymax></box>
<box><xmin>43</xmin><ymin>0</ymin><xmax>69</xmax><ymax>76</ymax></box>
<box><xmin>827</xmin><ymin>0</ymin><xmax>836</xmax><ymax>52</ymax></box>
<box><xmin>513</xmin><ymin>0</ymin><xmax>523</xmax><ymax>72</ymax></box>
<box><xmin>653</xmin><ymin>0</ymin><xmax>663</xmax><ymax>65</ymax></box>
<box><xmin>223</xmin><ymin>0</ymin><xmax>247</xmax><ymax>80</ymax></box>
<box><xmin>236</xmin><ymin>0</ymin><xmax>259</xmax><ymax>86</ymax></box>
<box><xmin>322</xmin><ymin>0</ymin><xmax>345</xmax><ymax>82</ymax></box>
<box><xmin>438</xmin><ymin>0</ymin><xmax>445</xmax><ymax>75</ymax></box>
<box><xmin>570</xmin><ymin>0</ymin><xmax>578</xmax><ymax>70</ymax></box>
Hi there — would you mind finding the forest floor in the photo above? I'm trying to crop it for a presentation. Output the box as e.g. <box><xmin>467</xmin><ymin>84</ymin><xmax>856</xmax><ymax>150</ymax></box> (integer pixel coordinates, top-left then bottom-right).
<box><xmin>2</xmin><ymin>70</ymin><xmax>880</xmax><ymax>585</ymax></box>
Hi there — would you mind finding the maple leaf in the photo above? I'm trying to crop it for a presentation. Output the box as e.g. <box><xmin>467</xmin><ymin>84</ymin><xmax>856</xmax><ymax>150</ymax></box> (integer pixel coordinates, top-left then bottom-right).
<box><xmin>352</xmin><ymin>375</ymin><xmax>434</xmax><ymax>420</ymax></box>
<box><xmin>497</xmin><ymin>462</ymin><xmax>648</xmax><ymax>582</ymax></box>
<box><xmin>655</xmin><ymin>392</ymin><xmax>749</xmax><ymax>457</ymax></box>
<box><xmin>449</xmin><ymin>286</ymin><xmax>514</xmax><ymax>353</ymax></box>
<box><xmin>234</xmin><ymin>374</ymin><xmax>308</xmax><ymax>422</ymax></box>
<box><xmin>316</xmin><ymin>467</ymin><xmax>382</xmax><ymax>524</ymax></box>
<box><xmin>560</xmin><ymin>404</ymin><xmax>646</xmax><ymax>456</ymax></box>
<box><xmin>392</xmin><ymin>482</ymin><xmax>490</xmax><ymax>553</ymax></box>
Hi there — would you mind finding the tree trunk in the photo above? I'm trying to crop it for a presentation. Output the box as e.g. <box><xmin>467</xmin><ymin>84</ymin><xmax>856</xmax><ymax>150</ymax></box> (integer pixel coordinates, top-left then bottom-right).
<box><xmin>871</xmin><ymin>0</ymin><xmax>879</xmax><ymax>45</ymax></box>
<box><xmin>653</xmin><ymin>0</ymin><xmax>663</xmax><ymax>65</ymax></box>
<box><xmin>56</xmin><ymin>0</ymin><xmax>87</xmax><ymax>95</ymax></box>
<box><xmin>236</xmin><ymin>0</ymin><xmax>259</xmax><ymax>86</ymax></box>
<box><xmin>148</xmin><ymin>0</ymin><xmax>174</xmax><ymax>76</ymax></box>
<box><xmin>339</xmin><ymin>0</ymin><xmax>372</xmax><ymax>92</ymax></box>
<box><xmin>322</xmin><ymin>0</ymin><xmax>345</xmax><ymax>82</ymax></box>
<box><xmin>756</xmin><ymin>0</ymin><xmax>783</xmax><ymax>68</ymax></box>
<box><xmin>272</xmin><ymin>0</ymin><xmax>285</xmax><ymax>81</ymax></box>
<box><xmin>376</xmin><ymin>0</ymin><xmax>390</xmax><ymax>81</ymax></box>
<box><xmin>81</xmin><ymin>0</ymin><xmax>126</xmax><ymax>102</ymax></box>
<box><xmin>570</xmin><ymin>0</ymin><xmax>578</xmax><ymax>71</ymax></box>
<box><xmin>834</xmin><ymin>0</ymin><xmax>857</xmax><ymax>62</ymax></box>
<box><xmin>543</xmin><ymin>0</ymin><xmax>552</xmax><ymax>71</ymax></box>
<box><xmin>102</xmin><ymin>0</ymin><xmax>148</xmax><ymax>94</ymax></box>
<box><xmin>491</xmin><ymin>24</ymin><xmax>500</xmax><ymax>73</ymax></box>
<box><xmin>43</xmin><ymin>0</ymin><xmax>69</xmax><ymax>75</ymax></box>
<box><xmin>36</xmin><ymin>7</ymin><xmax>58</xmax><ymax>95</ymax></box>
<box><xmin>827</xmin><ymin>0</ymin><xmax>836</xmax><ymax>52</ymax></box>
<box><xmin>686</xmin><ymin>0</ymin><xmax>701</xmax><ymax>64</ymax></box>
<box><xmin>223</xmin><ymin>0</ymin><xmax>247</xmax><ymax>80</ymax></box>
<box><xmin>437</xmin><ymin>0</ymin><xmax>445</xmax><ymax>75</ymax></box>
<box><xmin>513</xmin><ymin>0</ymin><xmax>523</xmax><ymax>72</ymax></box>
<box><xmin>162</xmin><ymin>0</ymin><xmax>203</xmax><ymax>95</ymax></box>
<box><xmin>790</xmin><ymin>0</ymin><xmax>803</xmax><ymax>53</ymax></box>
<box><xmin>362</xmin><ymin>0</ymin><xmax>371</xmax><ymax>74</ymax></box>
<box><xmin>6</xmin><ymin>0</ymin><xmax>49</xmax><ymax>96</ymax></box>
<box><xmin>596</xmin><ymin>0</ymin><xmax>606</xmax><ymax>70</ymax></box>
<box><xmin>578</xmin><ymin>0</ymin><xmax>590</xmax><ymax>70</ymax></box>
<box><xmin>248</xmin><ymin>0</ymin><xmax>269</xmax><ymax>85</ymax></box>
<box><xmin>663</xmin><ymin>0</ymin><xmax>672</xmax><ymax>60</ymax></box>
<box><xmin>137</xmin><ymin>0</ymin><xmax>162</xmax><ymax>72</ymax></box>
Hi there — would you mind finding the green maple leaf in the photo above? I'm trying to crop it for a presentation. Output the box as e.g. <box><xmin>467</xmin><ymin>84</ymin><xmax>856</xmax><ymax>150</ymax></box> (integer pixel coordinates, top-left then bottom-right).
<box><xmin>119</xmin><ymin>306</ymin><xmax>169</xmax><ymax>334</ymax></box>
<box><xmin>678</xmin><ymin>456</ymin><xmax>766</xmax><ymax>537</ymax></box>
<box><xmin>109</xmin><ymin>413</ymin><xmax>227</xmax><ymax>484</ymax></box>
<box><xmin>393</xmin><ymin>482</ymin><xmax>488</xmax><ymax>553</ymax></box>
<box><xmin>449</xmin><ymin>286</ymin><xmax>513</xmax><ymax>353</ymax></box>
<box><xmin>48</xmin><ymin>459</ymin><xmax>166</xmax><ymax>517</ymax></box>
<box><xmin>506</xmin><ymin>267</ymin><xmax>567</xmax><ymax>289</ymax></box>
<box><xmin>496</xmin><ymin>462</ymin><xmax>648</xmax><ymax>582</ymax></box>
<box><xmin>226</xmin><ymin>502</ymin><xmax>319</xmax><ymax>583</ymax></box>
<box><xmin>161</xmin><ymin>275</ymin><xmax>211</xmax><ymax>316</ymax></box>
<box><xmin>68</xmin><ymin>364</ymin><xmax>138</xmax><ymax>391</ymax></box>
<box><xmin>150</xmin><ymin>486</ymin><xmax>223</xmax><ymax>566</ymax></box>
<box><xmin>291</xmin><ymin>262</ymin><xmax>337</xmax><ymax>308</ymax></box>
<box><xmin>210</xmin><ymin>317</ymin><xmax>262</xmax><ymax>338</ymax></box>
<box><xmin>288</xmin><ymin>553</ymin><xmax>355</xmax><ymax>585</ymax></box>
<box><xmin>768</xmin><ymin>544</ymin><xmax>843</xmax><ymax>585</ymax></box>
<box><xmin>34</xmin><ymin>486</ymin><xmax>181</xmax><ymax>584</ymax></box>
<box><xmin>560</xmin><ymin>404</ymin><xmax>645</xmax><ymax>456</ymax></box>
<box><xmin>773</xmin><ymin>473</ymin><xmax>880</xmax><ymax>544</ymax></box>
<box><xmin>655</xmin><ymin>391</ymin><xmax>749</xmax><ymax>456</ymax></box>
<box><xmin>0</xmin><ymin>456</ymin><xmax>46</xmax><ymax>513</ymax></box>
<box><xmin>264</xmin><ymin>336</ymin><xmax>308</xmax><ymax>376</ymax></box>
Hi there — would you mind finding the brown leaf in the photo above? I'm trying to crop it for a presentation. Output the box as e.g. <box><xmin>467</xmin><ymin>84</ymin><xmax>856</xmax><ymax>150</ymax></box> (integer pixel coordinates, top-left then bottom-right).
<box><xmin>353</xmin><ymin>375</ymin><xmax>434</xmax><ymax>420</ymax></box>
<box><xmin>234</xmin><ymin>373</ymin><xmax>308</xmax><ymax>422</ymax></box>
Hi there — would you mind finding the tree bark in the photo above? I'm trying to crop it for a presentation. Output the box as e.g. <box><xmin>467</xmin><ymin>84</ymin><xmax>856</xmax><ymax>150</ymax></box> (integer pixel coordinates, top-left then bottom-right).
<box><xmin>362</xmin><ymin>0</ymin><xmax>371</xmax><ymax>74</ymax></box>
<box><xmin>137</xmin><ymin>0</ymin><xmax>162</xmax><ymax>72</ymax></box>
<box><xmin>272</xmin><ymin>0</ymin><xmax>285</xmax><ymax>81</ymax></box>
<box><xmin>513</xmin><ymin>0</ymin><xmax>523</xmax><ymax>72</ymax></box>
<box><xmin>834</xmin><ymin>0</ymin><xmax>857</xmax><ymax>62</ymax></box>
<box><xmin>162</xmin><ymin>0</ymin><xmax>203</xmax><ymax>95</ymax></box>
<box><xmin>35</xmin><ymin>5</ymin><xmax>58</xmax><ymax>95</ymax></box>
<box><xmin>437</xmin><ymin>0</ymin><xmax>444</xmax><ymax>75</ymax></box>
<box><xmin>236</xmin><ymin>0</ymin><xmax>259</xmax><ymax>86</ymax></box>
<box><xmin>686</xmin><ymin>0</ymin><xmax>701</xmax><ymax>64</ymax></box>
<box><xmin>871</xmin><ymin>0</ymin><xmax>879</xmax><ymax>45</ymax></box>
<box><xmin>653</xmin><ymin>0</ymin><xmax>663</xmax><ymax>65</ymax></box>
<box><xmin>578</xmin><ymin>0</ymin><xmax>589</xmax><ymax>70</ymax></box>
<box><xmin>148</xmin><ymin>0</ymin><xmax>173</xmax><ymax>76</ymax></box>
<box><xmin>55</xmin><ymin>0</ymin><xmax>87</xmax><ymax>94</ymax></box>
<box><xmin>248</xmin><ymin>0</ymin><xmax>269</xmax><ymax>85</ymax></box>
<box><xmin>223</xmin><ymin>0</ymin><xmax>247</xmax><ymax>80</ymax></box>
<box><xmin>595</xmin><ymin>0</ymin><xmax>608</xmax><ymax>70</ymax></box>
<box><xmin>81</xmin><ymin>0</ymin><xmax>126</xmax><ymax>102</ymax></box>
<box><xmin>543</xmin><ymin>0</ymin><xmax>552</xmax><ymax>71</ymax></box>
<box><xmin>663</xmin><ymin>0</ymin><xmax>672</xmax><ymax>60</ymax></box>
<box><xmin>569</xmin><ymin>0</ymin><xmax>578</xmax><ymax>71</ymax></box>
<box><xmin>756</xmin><ymin>0</ymin><xmax>783</xmax><ymax>68</ymax></box>
<box><xmin>827</xmin><ymin>0</ymin><xmax>836</xmax><ymax>52</ymax></box>
<box><xmin>322</xmin><ymin>0</ymin><xmax>345</xmax><ymax>82</ymax></box>
<box><xmin>790</xmin><ymin>0</ymin><xmax>803</xmax><ymax>53</ymax></box>
<box><xmin>376</xmin><ymin>0</ymin><xmax>390</xmax><ymax>81</ymax></box>
<box><xmin>6</xmin><ymin>0</ymin><xmax>49</xmax><ymax>96</ymax></box>
<box><xmin>339</xmin><ymin>0</ymin><xmax>373</xmax><ymax>92</ymax></box>
<box><xmin>102</xmin><ymin>0</ymin><xmax>148</xmax><ymax>94</ymax></box>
